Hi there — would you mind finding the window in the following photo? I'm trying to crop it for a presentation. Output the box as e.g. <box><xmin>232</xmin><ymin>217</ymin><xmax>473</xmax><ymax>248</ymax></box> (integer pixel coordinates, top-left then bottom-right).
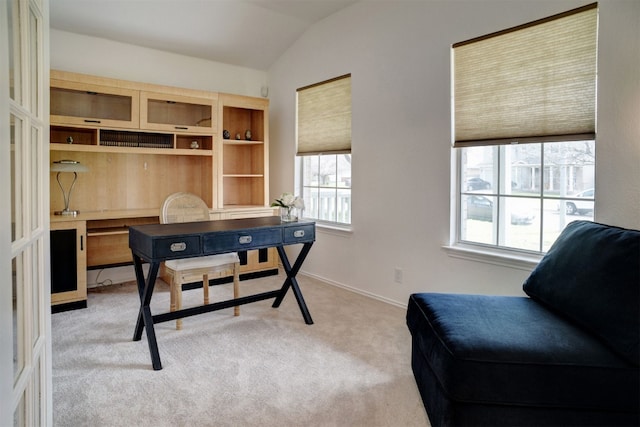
<box><xmin>298</xmin><ymin>153</ymin><xmax>351</xmax><ymax>224</ymax></box>
<box><xmin>453</xmin><ymin>4</ymin><xmax>598</xmax><ymax>255</ymax></box>
<box><xmin>296</xmin><ymin>74</ymin><xmax>352</xmax><ymax>226</ymax></box>
<box><xmin>460</xmin><ymin>141</ymin><xmax>595</xmax><ymax>253</ymax></box>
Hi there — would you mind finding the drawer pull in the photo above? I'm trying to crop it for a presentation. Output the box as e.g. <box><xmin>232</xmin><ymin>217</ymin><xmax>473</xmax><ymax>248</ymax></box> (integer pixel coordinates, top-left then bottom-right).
<box><xmin>239</xmin><ymin>235</ymin><xmax>253</xmax><ymax>244</ymax></box>
<box><xmin>170</xmin><ymin>242</ymin><xmax>187</xmax><ymax>252</ymax></box>
<box><xmin>293</xmin><ymin>230</ymin><xmax>305</xmax><ymax>238</ymax></box>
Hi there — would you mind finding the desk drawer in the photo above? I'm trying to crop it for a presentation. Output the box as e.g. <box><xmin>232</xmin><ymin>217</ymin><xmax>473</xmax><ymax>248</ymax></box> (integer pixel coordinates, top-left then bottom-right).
<box><xmin>283</xmin><ymin>224</ymin><xmax>315</xmax><ymax>244</ymax></box>
<box><xmin>154</xmin><ymin>236</ymin><xmax>201</xmax><ymax>259</ymax></box>
<box><xmin>203</xmin><ymin>228</ymin><xmax>282</xmax><ymax>253</ymax></box>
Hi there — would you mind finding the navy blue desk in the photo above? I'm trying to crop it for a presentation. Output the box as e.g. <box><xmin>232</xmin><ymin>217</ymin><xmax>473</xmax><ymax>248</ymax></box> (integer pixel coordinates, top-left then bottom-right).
<box><xmin>129</xmin><ymin>216</ymin><xmax>316</xmax><ymax>370</ymax></box>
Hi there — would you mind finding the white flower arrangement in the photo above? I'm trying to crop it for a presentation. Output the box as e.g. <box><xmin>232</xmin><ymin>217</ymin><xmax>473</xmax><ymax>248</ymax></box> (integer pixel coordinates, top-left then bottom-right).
<box><xmin>271</xmin><ymin>192</ymin><xmax>305</xmax><ymax>210</ymax></box>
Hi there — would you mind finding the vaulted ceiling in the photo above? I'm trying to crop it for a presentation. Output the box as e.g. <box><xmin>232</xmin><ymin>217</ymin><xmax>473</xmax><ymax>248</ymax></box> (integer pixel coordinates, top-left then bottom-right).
<box><xmin>50</xmin><ymin>0</ymin><xmax>357</xmax><ymax>70</ymax></box>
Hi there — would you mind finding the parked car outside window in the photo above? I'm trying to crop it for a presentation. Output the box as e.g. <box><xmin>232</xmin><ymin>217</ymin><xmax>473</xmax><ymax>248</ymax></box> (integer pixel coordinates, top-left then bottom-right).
<box><xmin>465</xmin><ymin>177</ymin><xmax>491</xmax><ymax>191</ymax></box>
<box><xmin>466</xmin><ymin>195</ymin><xmax>536</xmax><ymax>225</ymax></box>
<box><xmin>564</xmin><ymin>188</ymin><xmax>594</xmax><ymax>215</ymax></box>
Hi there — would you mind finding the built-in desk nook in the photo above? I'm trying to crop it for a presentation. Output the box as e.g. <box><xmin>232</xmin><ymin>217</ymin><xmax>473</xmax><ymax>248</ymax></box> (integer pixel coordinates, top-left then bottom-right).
<box><xmin>49</xmin><ymin>70</ymin><xmax>277</xmax><ymax>312</ymax></box>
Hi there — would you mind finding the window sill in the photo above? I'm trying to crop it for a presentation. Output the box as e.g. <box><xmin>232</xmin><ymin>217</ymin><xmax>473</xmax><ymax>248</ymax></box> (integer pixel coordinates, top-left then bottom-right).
<box><xmin>443</xmin><ymin>244</ymin><xmax>541</xmax><ymax>271</ymax></box>
<box><xmin>314</xmin><ymin>221</ymin><xmax>353</xmax><ymax>236</ymax></box>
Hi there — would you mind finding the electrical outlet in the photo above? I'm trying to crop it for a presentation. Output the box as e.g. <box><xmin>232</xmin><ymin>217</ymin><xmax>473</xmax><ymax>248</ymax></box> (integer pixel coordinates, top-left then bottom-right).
<box><xmin>394</xmin><ymin>268</ymin><xmax>403</xmax><ymax>284</ymax></box>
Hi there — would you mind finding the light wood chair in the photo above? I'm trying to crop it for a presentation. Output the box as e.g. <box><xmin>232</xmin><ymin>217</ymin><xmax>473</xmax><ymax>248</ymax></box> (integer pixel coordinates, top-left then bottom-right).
<box><xmin>161</xmin><ymin>192</ymin><xmax>240</xmax><ymax>330</ymax></box>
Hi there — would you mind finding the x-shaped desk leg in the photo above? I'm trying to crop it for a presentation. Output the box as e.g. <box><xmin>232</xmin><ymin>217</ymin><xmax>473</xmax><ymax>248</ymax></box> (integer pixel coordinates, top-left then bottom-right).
<box><xmin>131</xmin><ymin>242</ymin><xmax>314</xmax><ymax>371</ymax></box>
<box><xmin>272</xmin><ymin>242</ymin><xmax>314</xmax><ymax>325</ymax></box>
<box><xmin>132</xmin><ymin>253</ymin><xmax>163</xmax><ymax>370</ymax></box>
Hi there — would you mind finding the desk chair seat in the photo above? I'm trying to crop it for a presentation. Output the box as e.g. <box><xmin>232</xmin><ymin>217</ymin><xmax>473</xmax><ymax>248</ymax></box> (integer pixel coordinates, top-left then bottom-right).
<box><xmin>161</xmin><ymin>192</ymin><xmax>240</xmax><ymax>330</ymax></box>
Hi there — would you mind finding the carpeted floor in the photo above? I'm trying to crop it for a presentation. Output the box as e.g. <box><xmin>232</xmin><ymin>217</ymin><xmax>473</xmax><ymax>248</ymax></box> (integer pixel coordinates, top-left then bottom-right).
<box><xmin>51</xmin><ymin>273</ymin><xmax>430</xmax><ymax>426</ymax></box>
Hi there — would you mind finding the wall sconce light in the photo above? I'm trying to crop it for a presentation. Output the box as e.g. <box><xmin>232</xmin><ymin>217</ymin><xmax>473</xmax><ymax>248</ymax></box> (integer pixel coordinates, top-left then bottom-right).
<box><xmin>51</xmin><ymin>160</ymin><xmax>89</xmax><ymax>216</ymax></box>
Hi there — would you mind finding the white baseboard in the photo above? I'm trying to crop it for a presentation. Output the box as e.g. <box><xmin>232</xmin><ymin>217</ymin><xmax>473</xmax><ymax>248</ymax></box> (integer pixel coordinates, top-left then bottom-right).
<box><xmin>87</xmin><ymin>264</ymin><xmax>407</xmax><ymax>310</ymax></box>
<box><xmin>299</xmin><ymin>270</ymin><xmax>407</xmax><ymax>309</ymax></box>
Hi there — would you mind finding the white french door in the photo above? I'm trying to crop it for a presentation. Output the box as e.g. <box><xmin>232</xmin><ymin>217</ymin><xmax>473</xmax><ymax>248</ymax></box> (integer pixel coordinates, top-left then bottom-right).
<box><xmin>1</xmin><ymin>0</ymin><xmax>51</xmax><ymax>425</ymax></box>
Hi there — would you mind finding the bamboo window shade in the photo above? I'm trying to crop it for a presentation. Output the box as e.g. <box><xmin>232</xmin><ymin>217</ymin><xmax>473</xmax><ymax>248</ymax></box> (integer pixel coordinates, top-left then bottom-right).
<box><xmin>453</xmin><ymin>3</ymin><xmax>598</xmax><ymax>147</ymax></box>
<box><xmin>297</xmin><ymin>74</ymin><xmax>352</xmax><ymax>155</ymax></box>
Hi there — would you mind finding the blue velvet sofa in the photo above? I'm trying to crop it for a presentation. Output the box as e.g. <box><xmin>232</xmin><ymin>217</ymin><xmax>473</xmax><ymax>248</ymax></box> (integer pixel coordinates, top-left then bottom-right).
<box><xmin>406</xmin><ymin>221</ymin><xmax>639</xmax><ymax>426</ymax></box>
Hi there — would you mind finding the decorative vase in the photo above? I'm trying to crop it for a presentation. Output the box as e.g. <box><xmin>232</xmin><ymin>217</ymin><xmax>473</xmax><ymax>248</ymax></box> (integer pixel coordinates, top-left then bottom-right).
<box><xmin>280</xmin><ymin>206</ymin><xmax>297</xmax><ymax>222</ymax></box>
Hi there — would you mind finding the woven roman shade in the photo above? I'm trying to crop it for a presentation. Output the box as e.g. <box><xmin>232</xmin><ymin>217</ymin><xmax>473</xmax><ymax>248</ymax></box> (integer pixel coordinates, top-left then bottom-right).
<box><xmin>453</xmin><ymin>3</ymin><xmax>597</xmax><ymax>147</ymax></box>
<box><xmin>297</xmin><ymin>74</ymin><xmax>351</xmax><ymax>155</ymax></box>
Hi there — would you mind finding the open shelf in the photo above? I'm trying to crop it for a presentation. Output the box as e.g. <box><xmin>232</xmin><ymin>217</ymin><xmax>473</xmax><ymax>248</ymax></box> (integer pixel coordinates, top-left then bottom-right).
<box><xmin>222</xmin><ymin>106</ymin><xmax>264</xmax><ymax>142</ymax></box>
<box><xmin>51</xmin><ymin>126</ymin><xmax>97</xmax><ymax>146</ymax></box>
<box><xmin>222</xmin><ymin>176</ymin><xmax>265</xmax><ymax>206</ymax></box>
<box><xmin>223</xmin><ymin>143</ymin><xmax>264</xmax><ymax>175</ymax></box>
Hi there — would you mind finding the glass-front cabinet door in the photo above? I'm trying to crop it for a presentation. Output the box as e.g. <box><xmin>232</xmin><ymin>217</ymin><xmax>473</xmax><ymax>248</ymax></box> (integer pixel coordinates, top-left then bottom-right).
<box><xmin>50</xmin><ymin>78</ymin><xmax>140</xmax><ymax>128</ymax></box>
<box><xmin>140</xmin><ymin>91</ymin><xmax>216</xmax><ymax>134</ymax></box>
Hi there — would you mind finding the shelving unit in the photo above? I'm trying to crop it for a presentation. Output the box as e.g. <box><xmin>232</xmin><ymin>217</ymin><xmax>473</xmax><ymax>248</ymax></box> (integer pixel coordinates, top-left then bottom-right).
<box><xmin>49</xmin><ymin>71</ymin><xmax>277</xmax><ymax>305</ymax></box>
<box><xmin>217</xmin><ymin>93</ymin><xmax>269</xmax><ymax>209</ymax></box>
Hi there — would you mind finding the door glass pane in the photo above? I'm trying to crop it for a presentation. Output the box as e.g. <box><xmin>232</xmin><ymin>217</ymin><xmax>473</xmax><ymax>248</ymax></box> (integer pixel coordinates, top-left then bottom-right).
<box><xmin>11</xmin><ymin>114</ymin><xmax>23</xmax><ymax>242</ymax></box>
<box><xmin>12</xmin><ymin>254</ymin><xmax>25</xmax><ymax>384</ymax></box>
<box><xmin>13</xmin><ymin>389</ymin><xmax>25</xmax><ymax>427</ymax></box>
<box><xmin>32</xmin><ymin>357</ymin><xmax>43</xmax><ymax>427</ymax></box>
<box><xmin>31</xmin><ymin>241</ymin><xmax>41</xmax><ymax>345</ymax></box>
<box><xmin>31</xmin><ymin>126</ymin><xmax>40</xmax><ymax>231</ymax></box>
<box><xmin>29</xmin><ymin>5</ymin><xmax>40</xmax><ymax>116</ymax></box>
<box><xmin>8</xmin><ymin>0</ymin><xmax>22</xmax><ymax>103</ymax></box>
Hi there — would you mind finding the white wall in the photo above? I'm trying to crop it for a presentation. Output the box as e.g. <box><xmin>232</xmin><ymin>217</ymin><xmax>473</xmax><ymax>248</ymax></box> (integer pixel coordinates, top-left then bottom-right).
<box><xmin>268</xmin><ymin>0</ymin><xmax>640</xmax><ymax>305</ymax></box>
<box><xmin>51</xmin><ymin>29</ymin><xmax>267</xmax><ymax>97</ymax></box>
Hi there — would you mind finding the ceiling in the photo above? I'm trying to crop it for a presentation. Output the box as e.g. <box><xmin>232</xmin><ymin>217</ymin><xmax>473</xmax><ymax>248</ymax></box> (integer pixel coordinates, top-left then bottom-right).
<box><xmin>49</xmin><ymin>0</ymin><xmax>358</xmax><ymax>70</ymax></box>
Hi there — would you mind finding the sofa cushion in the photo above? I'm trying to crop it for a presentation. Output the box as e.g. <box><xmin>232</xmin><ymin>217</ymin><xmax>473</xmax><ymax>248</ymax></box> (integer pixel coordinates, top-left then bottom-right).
<box><xmin>522</xmin><ymin>220</ymin><xmax>640</xmax><ymax>365</ymax></box>
<box><xmin>406</xmin><ymin>293</ymin><xmax>639</xmax><ymax>411</ymax></box>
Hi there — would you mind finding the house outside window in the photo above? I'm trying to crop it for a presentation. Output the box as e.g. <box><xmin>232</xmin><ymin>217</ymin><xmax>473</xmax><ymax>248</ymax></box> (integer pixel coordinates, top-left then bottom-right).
<box><xmin>296</xmin><ymin>74</ymin><xmax>352</xmax><ymax>226</ymax></box>
<box><xmin>453</xmin><ymin>4</ymin><xmax>598</xmax><ymax>255</ymax></box>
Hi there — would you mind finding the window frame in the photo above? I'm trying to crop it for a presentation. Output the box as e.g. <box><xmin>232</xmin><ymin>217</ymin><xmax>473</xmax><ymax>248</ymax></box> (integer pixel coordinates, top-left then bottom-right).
<box><xmin>452</xmin><ymin>140</ymin><xmax>596</xmax><ymax>258</ymax></box>
<box><xmin>296</xmin><ymin>153</ymin><xmax>352</xmax><ymax>229</ymax></box>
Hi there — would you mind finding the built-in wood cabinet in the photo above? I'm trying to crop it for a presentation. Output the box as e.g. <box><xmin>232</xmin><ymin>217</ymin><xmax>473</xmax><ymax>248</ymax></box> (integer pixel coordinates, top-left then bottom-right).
<box><xmin>49</xmin><ymin>71</ymin><xmax>276</xmax><ymax>301</ymax></box>
<box><xmin>50</xmin><ymin>220</ymin><xmax>87</xmax><ymax>311</ymax></box>
<box><xmin>140</xmin><ymin>91</ymin><xmax>217</xmax><ymax>134</ymax></box>
<box><xmin>217</xmin><ymin>93</ymin><xmax>269</xmax><ymax>209</ymax></box>
<box><xmin>50</xmin><ymin>78</ymin><xmax>139</xmax><ymax>129</ymax></box>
